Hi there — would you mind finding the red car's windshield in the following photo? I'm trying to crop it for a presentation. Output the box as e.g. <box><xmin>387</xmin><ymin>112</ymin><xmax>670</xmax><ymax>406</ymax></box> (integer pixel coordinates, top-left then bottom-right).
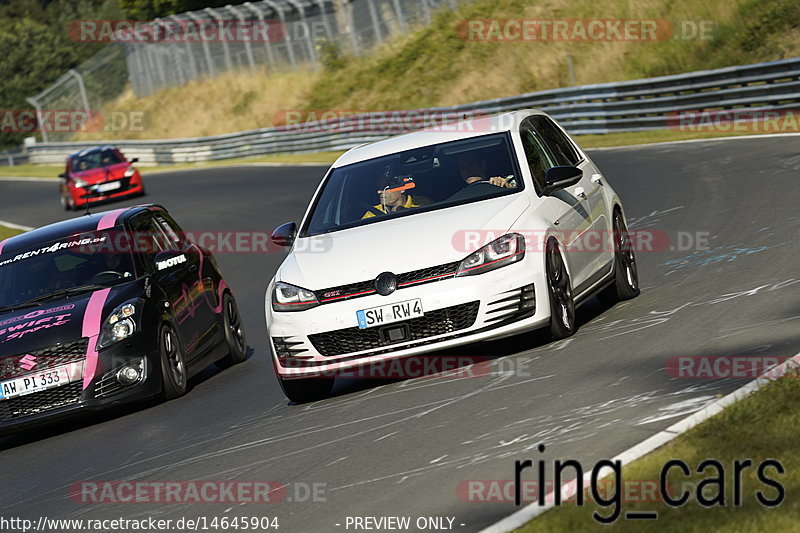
<box><xmin>71</xmin><ymin>149</ymin><xmax>125</xmax><ymax>172</ymax></box>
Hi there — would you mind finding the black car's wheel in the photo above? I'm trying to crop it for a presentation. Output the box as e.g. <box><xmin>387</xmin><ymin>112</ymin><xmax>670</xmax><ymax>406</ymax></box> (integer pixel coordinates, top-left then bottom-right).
<box><xmin>216</xmin><ymin>292</ymin><xmax>247</xmax><ymax>368</ymax></box>
<box><xmin>279</xmin><ymin>376</ymin><xmax>334</xmax><ymax>404</ymax></box>
<box><xmin>160</xmin><ymin>324</ymin><xmax>187</xmax><ymax>399</ymax></box>
<box><xmin>598</xmin><ymin>209</ymin><xmax>640</xmax><ymax>305</ymax></box>
<box><xmin>546</xmin><ymin>239</ymin><xmax>576</xmax><ymax>340</ymax></box>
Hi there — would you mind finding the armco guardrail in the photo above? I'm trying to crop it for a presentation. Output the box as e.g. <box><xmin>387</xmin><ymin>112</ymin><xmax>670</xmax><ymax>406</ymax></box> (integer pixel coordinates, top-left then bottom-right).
<box><xmin>27</xmin><ymin>58</ymin><xmax>800</xmax><ymax>166</ymax></box>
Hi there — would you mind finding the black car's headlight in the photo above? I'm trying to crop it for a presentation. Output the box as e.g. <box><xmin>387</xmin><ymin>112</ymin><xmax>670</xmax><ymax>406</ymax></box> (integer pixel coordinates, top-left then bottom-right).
<box><xmin>97</xmin><ymin>300</ymin><xmax>140</xmax><ymax>349</ymax></box>
<box><xmin>456</xmin><ymin>233</ymin><xmax>525</xmax><ymax>277</ymax></box>
<box><xmin>272</xmin><ymin>282</ymin><xmax>320</xmax><ymax>312</ymax></box>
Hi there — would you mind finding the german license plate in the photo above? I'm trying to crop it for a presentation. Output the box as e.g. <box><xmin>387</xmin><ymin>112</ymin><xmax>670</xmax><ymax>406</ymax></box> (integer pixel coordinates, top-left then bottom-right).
<box><xmin>0</xmin><ymin>362</ymin><xmax>83</xmax><ymax>400</ymax></box>
<box><xmin>96</xmin><ymin>181</ymin><xmax>121</xmax><ymax>192</ymax></box>
<box><xmin>356</xmin><ymin>298</ymin><xmax>423</xmax><ymax>329</ymax></box>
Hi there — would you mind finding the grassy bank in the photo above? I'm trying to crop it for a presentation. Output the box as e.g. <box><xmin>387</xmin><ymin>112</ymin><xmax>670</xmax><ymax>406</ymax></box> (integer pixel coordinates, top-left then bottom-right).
<box><xmin>0</xmin><ymin>225</ymin><xmax>24</xmax><ymax>241</ymax></box>
<box><xmin>68</xmin><ymin>0</ymin><xmax>800</xmax><ymax>141</ymax></box>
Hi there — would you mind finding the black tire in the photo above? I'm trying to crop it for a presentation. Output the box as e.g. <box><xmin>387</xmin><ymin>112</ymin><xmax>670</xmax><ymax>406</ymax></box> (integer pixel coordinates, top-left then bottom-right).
<box><xmin>546</xmin><ymin>239</ymin><xmax>576</xmax><ymax>341</ymax></box>
<box><xmin>598</xmin><ymin>209</ymin><xmax>640</xmax><ymax>305</ymax></box>
<box><xmin>60</xmin><ymin>195</ymin><xmax>72</xmax><ymax>211</ymax></box>
<box><xmin>216</xmin><ymin>292</ymin><xmax>247</xmax><ymax>369</ymax></box>
<box><xmin>159</xmin><ymin>324</ymin><xmax>188</xmax><ymax>400</ymax></box>
<box><xmin>279</xmin><ymin>376</ymin><xmax>334</xmax><ymax>404</ymax></box>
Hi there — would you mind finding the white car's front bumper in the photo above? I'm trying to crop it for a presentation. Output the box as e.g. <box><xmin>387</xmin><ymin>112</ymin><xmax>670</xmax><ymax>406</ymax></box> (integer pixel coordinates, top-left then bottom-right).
<box><xmin>265</xmin><ymin>255</ymin><xmax>552</xmax><ymax>378</ymax></box>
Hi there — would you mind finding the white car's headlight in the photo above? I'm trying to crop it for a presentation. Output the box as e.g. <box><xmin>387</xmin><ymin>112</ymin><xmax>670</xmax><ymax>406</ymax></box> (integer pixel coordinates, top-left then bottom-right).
<box><xmin>124</xmin><ymin>167</ymin><xmax>136</xmax><ymax>178</ymax></box>
<box><xmin>456</xmin><ymin>233</ymin><xmax>525</xmax><ymax>277</ymax></box>
<box><xmin>73</xmin><ymin>178</ymin><xmax>88</xmax><ymax>188</ymax></box>
<box><xmin>98</xmin><ymin>301</ymin><xmax>139</xmax><ymax>348</ymax></box>
<box><xmin>272</xmin><ymin>281</ymin><xmax>320</xmax><ymax>312</ymax></box>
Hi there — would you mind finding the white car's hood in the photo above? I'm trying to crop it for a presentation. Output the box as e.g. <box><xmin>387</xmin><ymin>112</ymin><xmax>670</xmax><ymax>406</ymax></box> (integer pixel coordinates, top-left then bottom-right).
<box><xmin>279</xmin><ymin>194</ymin><xmax>530</xmax><ymax>289</ymax></box>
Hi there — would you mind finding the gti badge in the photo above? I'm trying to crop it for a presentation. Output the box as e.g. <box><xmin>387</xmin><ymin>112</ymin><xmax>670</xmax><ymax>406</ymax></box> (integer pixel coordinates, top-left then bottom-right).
<box><xmin>375</xmin><ymin>272</ymin><xmax>397</xmax><ymax>296</ymax></box>
<box><xmin>19</xmin><ymin>354</ymin><xmax>37</xmax><ymax>371</ymax></box>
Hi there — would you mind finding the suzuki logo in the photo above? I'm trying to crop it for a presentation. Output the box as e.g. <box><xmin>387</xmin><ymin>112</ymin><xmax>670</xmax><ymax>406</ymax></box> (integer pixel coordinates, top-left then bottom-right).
<box><xmin>19</xmin><ymin>354</ymin><xmax>37</xmax><ymax>371</ymax></box>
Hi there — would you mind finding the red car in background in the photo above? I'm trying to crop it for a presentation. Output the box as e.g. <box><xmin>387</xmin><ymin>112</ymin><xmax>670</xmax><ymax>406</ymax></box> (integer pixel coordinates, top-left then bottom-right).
<box><xmin>59</xmin><ymin>145</ymin><xmax>145</xmax><ymax>210</ymax></box>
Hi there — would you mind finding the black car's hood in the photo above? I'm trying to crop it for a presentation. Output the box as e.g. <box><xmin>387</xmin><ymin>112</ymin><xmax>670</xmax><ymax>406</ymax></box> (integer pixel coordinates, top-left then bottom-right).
<box><xmin>0</xmin><ymin>280</ymin><xmax>145</xmax><ymax>357</ymax></box>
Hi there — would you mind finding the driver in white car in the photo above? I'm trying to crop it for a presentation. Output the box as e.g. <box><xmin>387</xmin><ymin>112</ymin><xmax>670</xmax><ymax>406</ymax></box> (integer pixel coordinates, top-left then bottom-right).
<box><xmin>457</xmin><ymin>153</ymin><xmax>516</xmax><ymax>188</ymax></box>
<box><xmin>362</xmin><ymin>175</ymin><xmax>421</xmax><ymax>218</ymax></box>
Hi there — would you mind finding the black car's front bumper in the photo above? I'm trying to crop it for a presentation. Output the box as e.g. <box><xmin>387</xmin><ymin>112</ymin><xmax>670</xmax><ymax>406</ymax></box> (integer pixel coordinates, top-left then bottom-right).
<box><xmin>0</xmin><ymin>334</ymin><xmax>161</xmax><ymax>435</ymax></box>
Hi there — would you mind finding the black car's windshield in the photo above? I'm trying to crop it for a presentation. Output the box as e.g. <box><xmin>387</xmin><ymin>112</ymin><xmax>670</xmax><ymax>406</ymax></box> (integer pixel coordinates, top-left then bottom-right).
<box><xmin>71</xmin><ymin>149</ymin><xmax>124</xmax><ymax>172</ymax></box>
<box><xmin>303</xmin><ymin>133</ymin><xmax>522</xmax><ymax>237</ymax></box>
<box><xmin>0</xmin><ymin>231</ymin><xmax>136</xmax><ymax>309</ymax></box>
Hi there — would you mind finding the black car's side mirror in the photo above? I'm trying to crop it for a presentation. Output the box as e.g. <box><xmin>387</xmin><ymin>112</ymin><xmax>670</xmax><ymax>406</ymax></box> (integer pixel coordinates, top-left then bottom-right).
<box><xmin>542</xmin><ymin>166</ymin><xmax>583</xmax><ymax>196</ymax></box>
<box><xmin>130</xmin><ymin>157</ymin><xmax>139</xmax><ymax>163</ymax></box>
<box><xmin>271</xmin><ymin>222</ymin><xmax>297</xmax><ymax>247</ymax></box>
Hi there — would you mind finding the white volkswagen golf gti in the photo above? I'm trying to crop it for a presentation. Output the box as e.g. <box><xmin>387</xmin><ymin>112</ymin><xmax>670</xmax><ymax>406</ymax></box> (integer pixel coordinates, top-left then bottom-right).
<box><xmin>265</xmin><ymin>110</ymin><xmax>639</xmax><ymax>402</ymax></box>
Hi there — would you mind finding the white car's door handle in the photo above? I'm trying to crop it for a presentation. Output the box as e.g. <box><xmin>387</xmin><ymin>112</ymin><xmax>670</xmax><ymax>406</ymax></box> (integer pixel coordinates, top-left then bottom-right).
<box><xmin>574</xmin><ymin>186</ymin><xmax>586</xmax><ymax>198</ymax></box>
<box><xmin>591</xmin><ymin>173</ymin><xmax>603</xmax><ymax>185</ymax></box>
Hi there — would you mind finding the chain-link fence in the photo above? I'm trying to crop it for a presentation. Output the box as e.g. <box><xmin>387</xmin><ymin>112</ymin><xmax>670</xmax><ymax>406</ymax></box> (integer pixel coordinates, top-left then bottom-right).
<box><xmin>26</xmin><ymin>0</ymin><xmax>459</xmax><ymax>142</ymax></box>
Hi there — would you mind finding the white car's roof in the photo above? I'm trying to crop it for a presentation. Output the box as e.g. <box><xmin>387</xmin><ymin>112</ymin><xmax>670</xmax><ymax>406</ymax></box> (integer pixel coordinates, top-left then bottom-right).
<box><xmin>331</xmin><ymin>109</ymin><xmax>545</xmax><ymax>168</ymax></box>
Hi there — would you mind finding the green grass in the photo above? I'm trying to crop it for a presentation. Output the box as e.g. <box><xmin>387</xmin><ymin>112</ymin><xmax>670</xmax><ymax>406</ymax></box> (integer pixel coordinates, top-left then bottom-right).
<box><xmin>0</xmin><ymin>224</ymin><xmax>24</xmax><ymax>241</ymax></box>
<box><xmin>517</xmin><ymin>376</ymin><xmax>800</xmax><ymax>532</ymax></box>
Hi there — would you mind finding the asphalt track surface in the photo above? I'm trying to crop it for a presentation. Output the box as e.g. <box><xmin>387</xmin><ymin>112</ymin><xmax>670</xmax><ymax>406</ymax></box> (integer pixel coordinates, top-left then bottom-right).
<box><xmin>1</xmin><ymin>135</ymin><xmax>799</xmax><ymax>531</ymax></box>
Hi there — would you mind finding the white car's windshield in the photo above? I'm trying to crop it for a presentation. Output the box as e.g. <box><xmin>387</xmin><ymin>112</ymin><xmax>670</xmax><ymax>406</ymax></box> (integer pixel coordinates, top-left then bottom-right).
<box><xmin>303</xmin><ymin>133</ymin><xmax>522</xmax><ymax>236</ymax></box>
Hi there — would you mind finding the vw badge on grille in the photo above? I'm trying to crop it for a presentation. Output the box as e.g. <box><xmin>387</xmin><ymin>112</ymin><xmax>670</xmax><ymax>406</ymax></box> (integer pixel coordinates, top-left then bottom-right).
<box><xmin>375</xmin><ymin>272</ymin><xmax>397</xmax><ymax>296</ymax></box>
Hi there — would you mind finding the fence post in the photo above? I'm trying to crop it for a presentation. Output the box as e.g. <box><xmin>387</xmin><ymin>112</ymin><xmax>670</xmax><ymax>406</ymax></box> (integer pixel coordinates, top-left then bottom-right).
<box><xmin>365</xmin><ymin>0</ymin><xmax>383</xmax><ymax>44</ymax></box>
<box><xmin>187</xmin><ymin>11</ymin><xmax>216</xmax><ymax>75</ymax></box>
<box><xmin>420</xmin><ymin>0</ymin><xmax>431</xmax><ymax>26</ymax></box>
<box><xmin>25</xmin><ymin>96</ymin><xmax>48</xmax><ymax>143</ymax></box>
<box><xmin>68</xmin><ymin>69</ymin><xmax>91</xmax><ymax>113</ymax></box>
<box><xmin>230</xmin><ymin>5</ymin><xmax>257</xmax><ymax>70</ymax></box>
<box><xmin>244</xmin><ymin>2</ymin><xmax>278</xmax><ymax>71</ymax></box>
<box><xmin>284</xmin><ymin>0</ymin><xmax>318</xmax><ymax>67</ymax></box>
<box><xmin>314</xmin><ymin>0</ymin><xmax>335</xmax><ymax>41</ymax></box>
<box><xmin>205</xmin><ymin>7</ymin><xmax>233</xmax><ymax>71</ymax></box>
<box><xmin>262</xmin><ymin>0</ymin><xmax>297</xmax><ymax>70</ymax></box>
<box><xmin>333</xmin><ymin>0</ymin><xmax>360</xmax><ymax>56</ymax></box>
<box><xmin>390</xmin><ymin>0</ymin><xmax>406</xmax><ymax>34</ymax></box>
